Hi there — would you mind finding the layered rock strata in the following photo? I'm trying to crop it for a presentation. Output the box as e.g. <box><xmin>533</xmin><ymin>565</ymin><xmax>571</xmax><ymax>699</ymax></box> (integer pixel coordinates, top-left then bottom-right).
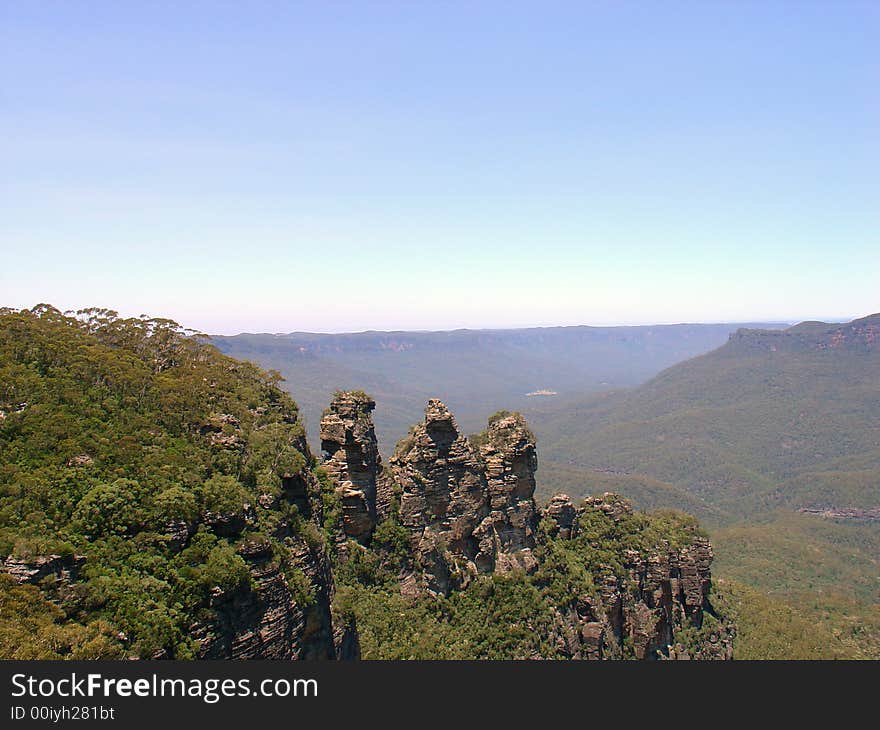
<box><xmin>191</xmin><ymin>408</ymin><xmax>345</xmax><ymax>659</ymax></box>
<box><xmin>193</xmin><ymin>534</ymin><xmax>342</xmax><ymax>659</ymax></box>
<box><xmin>542</xmin><ymin>493</ymin><xmax>732</xmax><ymax>660</ymax></box>
<box><xmin>319</xmin><ymin>392</ymin><xmax>383</xmax><ymax>545</ymax></box>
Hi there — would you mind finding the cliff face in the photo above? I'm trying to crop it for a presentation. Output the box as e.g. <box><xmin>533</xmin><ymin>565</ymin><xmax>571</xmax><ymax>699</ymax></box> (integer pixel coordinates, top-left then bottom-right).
<box><xmin>2</xmin><ymin>418</ymin><xmax>354</xmax><ymax>661</ymax></box>
<box><xmin>542</xmin><ymin>494</ymin><xmax>732</xmax><ymax>660</ymax></box>
<box><xmin>192</xmin><ymin>535</ymin><xmax>337</xmax><ymax>660</ymax></box>
<box><xmin>728</xmin><ymin>313</ymin><xmax>880</xmax><ymax>353</ymax></box>
<box><xmin>191</xmin><ymin>410</ymin><xmax>356</xmax><ymax>660</ymax></box>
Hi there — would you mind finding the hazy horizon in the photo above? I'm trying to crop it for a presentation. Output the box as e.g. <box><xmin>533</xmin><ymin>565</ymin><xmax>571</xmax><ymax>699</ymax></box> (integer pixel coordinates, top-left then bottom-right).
<box><xmin>217</xmin><ymin>317</ymin><xmax>803</xmax><ymax>338</ymax></box>
<box><xmin>6</xmin><ymin>302</ymin><xmax>874</xmax><ymax>336</ymax></box>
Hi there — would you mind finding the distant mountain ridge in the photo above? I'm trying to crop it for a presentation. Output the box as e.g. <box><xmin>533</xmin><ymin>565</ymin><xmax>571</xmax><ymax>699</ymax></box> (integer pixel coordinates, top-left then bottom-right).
<box><xmin>226</xmin><ymin>322</ymin><xmax>794</xmax><ymax>354</ymax></box>
<box><xmin>213</xmin><ymin>321</ymin><xmax>788</xmax><ymax>446</ymax></box>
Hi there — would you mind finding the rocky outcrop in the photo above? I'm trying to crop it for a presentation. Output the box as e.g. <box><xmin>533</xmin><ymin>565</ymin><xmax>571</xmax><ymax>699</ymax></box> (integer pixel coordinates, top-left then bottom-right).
<box><xmin>543</xmin><ymin>493</ymin><xmax>579</xmax><ymax>539</ymax></box>
<box><xmin>189</xmin><ymin>409</ymin><xmax>346</xmax><ymax>660</ymax></box>
<box><xmin>317</xmin><ymin>394</ymin><xmax>543</xmax><ymax>593</ymax></box>
<box><xmin>545</xmin><ymin>594</ymin><xmax>606</xmax><ymax>660</ymax></box>
<box><xmin>200</xmin><ymin>412</ymin><xmax>244</xmax><ymax>450</ymax></box>
<box><xmin>388</xmin><ymin>401</ymin><xmax>540</xmax><ymax>595</ymax></box>
<box><xmin>390</xmin><ymin>400</ymin><xmax>490</xmax><ymax>594</ymax></box>
<box><xmin>474</xmin><ymin>412</ymin><xmax>540</xmax><ymax>575</ymax></box>
<box><xmin>798</xmin><ymin>505</ymin><xmax>880</xmax><ymax>522</ymax></box>
<box><xmin>541</xmin><ymin>493</ymin><xmax>733</xmax><ymax>660</ymax></box>
<box><xmin>320</xmin><ymin>392</ymin><xmax>383</xmax><ymax>545</ymax></box>
<box><xmin>2</xmin><ymin>553</ymin><xmax>85</xmax><ymax>585</ymax></box>
<box><xmin>193</xmin><ymin>534</ymin><xmax>337</xmax><ymax>660</ymax></box>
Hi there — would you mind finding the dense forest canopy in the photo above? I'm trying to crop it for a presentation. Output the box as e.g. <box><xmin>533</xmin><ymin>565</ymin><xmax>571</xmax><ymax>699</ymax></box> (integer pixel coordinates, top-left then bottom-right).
<box><xmin>0</xmin><ymin>305</ymin><xmax>318</xmax><ymax>658</ymax></box>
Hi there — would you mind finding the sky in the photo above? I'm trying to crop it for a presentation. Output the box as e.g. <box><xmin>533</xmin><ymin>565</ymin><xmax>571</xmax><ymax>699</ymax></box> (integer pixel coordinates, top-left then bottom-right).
<box><xmin>1</xmin><ymin>1</ymin><xmax>878</xmax><ymax>334</ymax></box>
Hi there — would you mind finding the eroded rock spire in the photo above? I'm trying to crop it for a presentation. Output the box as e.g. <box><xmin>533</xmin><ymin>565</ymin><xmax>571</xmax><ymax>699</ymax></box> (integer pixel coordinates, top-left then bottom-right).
<box><xmin>389</xmin><ymin>400</ymin><xmax>540</xmax><ymax>594</ymax></box>
<box><xmin>319</xmin><ymin>391</ymin><xmax>382</xmax><ymax>545</ymax></box>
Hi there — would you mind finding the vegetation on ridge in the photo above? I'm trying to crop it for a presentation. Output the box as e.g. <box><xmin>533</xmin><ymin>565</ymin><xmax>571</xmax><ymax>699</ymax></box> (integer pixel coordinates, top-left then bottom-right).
<box><xmin>333</xmin><ymin>501</ymin><xmax>714</xmax><ymax>660</ymax></box>
<box><xmin>0</xmin><ymin>305</ymin><xmax>322</xmax><ymax>658</ymax></box>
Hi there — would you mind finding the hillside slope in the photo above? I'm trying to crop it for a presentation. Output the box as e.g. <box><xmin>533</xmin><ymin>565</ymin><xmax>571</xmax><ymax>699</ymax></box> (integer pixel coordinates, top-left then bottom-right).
<box><xmin>530</xmin><ymin>314</ymin><xmax>880</xmax><ymax>518</ymax></box>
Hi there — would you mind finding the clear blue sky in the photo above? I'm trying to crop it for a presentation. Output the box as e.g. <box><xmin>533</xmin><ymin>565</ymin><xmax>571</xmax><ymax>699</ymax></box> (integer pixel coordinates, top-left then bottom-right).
<box><xmin>2</xmin><ymin>1</ymin><xmax>877</xmax><ymax>334</ymax></box>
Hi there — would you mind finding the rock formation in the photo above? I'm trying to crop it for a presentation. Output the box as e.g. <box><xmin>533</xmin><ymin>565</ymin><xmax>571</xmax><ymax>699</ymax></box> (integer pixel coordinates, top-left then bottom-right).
<box><xmin>320</xmin><ymin>391</ymin><xmax>383</xmax><ymax>545</ymax></box>
<box><xmin>473</xmin><ymin>411</ymin><xmax>540</xmax><ymax>575</ymax></box>
<box><xmin>2</xmin><ymin>553</ymin><xmax>85</xmax><ymax>585</ymax></box>
<box><xmin>388</xmin><ymin>401</ymin><xmax>540</xmax><ymax>595</ymax></box>
<box><xmin>798</xmin><ymin>505</ymin><xmax>880</xmax><ymax>522</ymax></box>
<box><xmin>318</xmin><ymin>396</ymin><xmax>730</xmax><ymax>660</ymax></box>
<box><xmin>543</xmin><ymin>493</ymin><xmax>579</xmax><ymax>539</ymax></box>
<box><xmin>542</xmin><ymin>493</ymin><xmax>733</xmax><ymax>660</ymax></box>
<box><xmin>389</xmin><ymin>399</ymin><xmax>491</xmax><ymax>593</ymax></box>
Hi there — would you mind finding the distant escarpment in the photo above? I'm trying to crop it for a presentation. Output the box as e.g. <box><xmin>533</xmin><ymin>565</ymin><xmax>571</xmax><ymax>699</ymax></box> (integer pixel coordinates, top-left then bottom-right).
<box><xmin>728</xmin><ymin>313</ymin><xmax>880</xmax><ymax>353</ymax></box>
<box><xmin>321</xmin><ymin>391</ymin><xmax>733</xmax><ymax>660</ymax></box>
<box><xmin>798</xmin><ymin>506</ymin><xmax>880</xmax><ymax>522</ymax></box>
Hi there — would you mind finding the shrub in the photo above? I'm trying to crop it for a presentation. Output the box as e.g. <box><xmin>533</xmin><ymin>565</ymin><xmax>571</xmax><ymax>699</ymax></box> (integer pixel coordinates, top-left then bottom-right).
<box><xmin>72</xmin><ymin>479</ymin><xmax>144</xmax><ymax>537</ymax></box>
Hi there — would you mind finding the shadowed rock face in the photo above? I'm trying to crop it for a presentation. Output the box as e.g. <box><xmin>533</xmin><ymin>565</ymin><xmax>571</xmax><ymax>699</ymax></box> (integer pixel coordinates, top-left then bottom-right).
<box><xmin>320</xmin><ymin>392</ymin><xmax>382</xmax><ymax>545</ymax></box>
<box><xmin>193</xmin><ymin>535</ymin><xmax>341</xmax><ymax>660</ymax></box>
<box><xmin>189</xmin><ymin>411</ymin><xmax>348</xmax><ymax>660</ymax></box>
<box><xmin>389</xmin><ymin>400</ymin><xmax>540</xmax><ymax>595</ymax></box>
